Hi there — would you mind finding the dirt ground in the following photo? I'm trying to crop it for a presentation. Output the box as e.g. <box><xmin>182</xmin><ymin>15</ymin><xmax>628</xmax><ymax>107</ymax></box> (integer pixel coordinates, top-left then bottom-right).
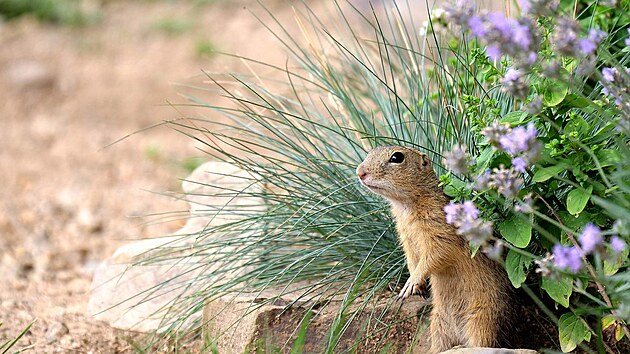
<box><xmin>0</xmin><ymin>0</ymin><xmax>308</xmax><ymax>352</ymax></box>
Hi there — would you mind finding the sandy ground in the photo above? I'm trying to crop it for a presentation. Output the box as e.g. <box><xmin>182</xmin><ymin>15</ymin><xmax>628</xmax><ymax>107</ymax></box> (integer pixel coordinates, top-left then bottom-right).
<box><xmin>0</xmin><ymin>0</ymin><xmax>302</xmax><ymax>351</ymax></box>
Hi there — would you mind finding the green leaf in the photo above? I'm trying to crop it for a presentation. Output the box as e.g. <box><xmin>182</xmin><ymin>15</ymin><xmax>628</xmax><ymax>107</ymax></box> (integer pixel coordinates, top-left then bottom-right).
<box><xmin>470</xmin><ymin>242</ymin><xmax>481</xmax><ymax>258</ymax></box>
<box><xmin>500</xmin><ymin>111</ymin><xmax>527</xmax><ymax>126</ymax></box>
<box><xmin>498</xmin><ymin>215</ymin><xmax>532</xmax><ymax>248</ymax></box>
<box><xmin>562</xmin><ymin>94</ymin><xmax>589</xmax><ymax>108</ymax></box>
<box><xmin>505</xmin><ymin>249</ymin><xmax>532</xmax><ymax>288</ymax></box>
<box><xmin>558</xmin><ymin>313</ymin><xmax>591</xmax><ymax>352</ymax></box>
<box><xmin>563</xmin><ymin>116</ymin><xmax>589</xmax><ymax>136</ymax></box>
<box><xmin>444</xmin><ymin>178</ymin><xmax>466</xmax><ymax>198</ymax></box>
<box><xmin>557</xmin><ymin>211</ymin><xmax>592</xmax><ymax>243</ymax></box>
<box><xmin>533</xmin><ymin>165</ymin><xmax>566</xmax><ymax>182</ymax></box>
<box><xmin>566</xmin><ymin>186</ymin><xmax>593</xmax><ymax>216</ymax></box>
<box><xmin>558</xmin><ymin>211</ymin><xmax>592</xmax><ymax>230</ymax></box>
<box><xmin>602</xmin><ymin>314</ymin><xmax>616</xmax><ymax>332</ymax></box>
<box><xmin>596</xmin><ymin>149</ymin><xmax>621</xmax><ymax>168</ymax></box>
<box><xmin>616</xmin><ymin>324</ymin><xmax>626</xmax><ymax>341</ymax></box>
<box><xmin>604</xmin><ymin>247</ymin><xmax>629</xmax><ymax>276</ymax></box>
<box><xmin>557</xmin><ymin>94</ymin><xmax>590</xmax><ymax>115</ymax></box>
<box><xmin>541</xmin><ymin>276</ymin><xmax>572</xmax><ymax>308</ymax></box>
<box><xmin>543</xmin><ymin>81</ymin><xmax>568</xmax><ymax>107</ymax></box>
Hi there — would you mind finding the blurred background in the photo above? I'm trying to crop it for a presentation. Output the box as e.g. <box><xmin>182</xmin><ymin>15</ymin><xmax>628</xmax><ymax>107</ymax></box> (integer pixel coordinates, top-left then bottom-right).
<box><xmin>0</xmin><ymin>0</ymin><xmax>329</xmax><ymax>351</ymax></box>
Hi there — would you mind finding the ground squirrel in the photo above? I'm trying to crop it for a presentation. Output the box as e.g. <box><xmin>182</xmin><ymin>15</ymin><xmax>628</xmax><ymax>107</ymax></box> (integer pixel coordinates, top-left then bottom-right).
<box><xmin>356</xmin><ymin>145</ymin><xmax>514</xmax><ymax>353</ymax></box>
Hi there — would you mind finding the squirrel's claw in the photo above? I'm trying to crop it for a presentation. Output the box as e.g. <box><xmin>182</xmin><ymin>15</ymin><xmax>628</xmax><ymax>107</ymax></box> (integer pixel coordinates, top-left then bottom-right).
<box><xmin>397</xmin><ymin>278</ymin><xmax>429</xmax><ymax>301</ymax></box>
<box><xmin>397</xmin><ymin>278</ymin><xmax>415</xmax><ymax>300</ymax></box>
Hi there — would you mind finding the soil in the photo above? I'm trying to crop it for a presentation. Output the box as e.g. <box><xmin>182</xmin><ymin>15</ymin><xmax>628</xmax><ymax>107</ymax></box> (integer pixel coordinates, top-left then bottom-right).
<box><xmin>0</xmin><ymin>0</ymin><xmax>303</xmax><ymax>352</ymax></box>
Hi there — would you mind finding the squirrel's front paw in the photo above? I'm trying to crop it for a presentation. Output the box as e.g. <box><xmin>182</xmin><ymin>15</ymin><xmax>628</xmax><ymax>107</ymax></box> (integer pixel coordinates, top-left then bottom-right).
<box><xmin>397</xmin><ymin>278</ymin><xmax>428</xmax><ymax>301</ymax></box>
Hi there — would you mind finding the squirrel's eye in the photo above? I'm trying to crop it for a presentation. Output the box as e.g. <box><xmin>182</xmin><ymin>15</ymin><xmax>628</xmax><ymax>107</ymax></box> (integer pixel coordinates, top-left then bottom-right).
<box><xmin>389</xmin><ymin>152</ymin><xmax>405</xmax><ymax>163</ymax></box>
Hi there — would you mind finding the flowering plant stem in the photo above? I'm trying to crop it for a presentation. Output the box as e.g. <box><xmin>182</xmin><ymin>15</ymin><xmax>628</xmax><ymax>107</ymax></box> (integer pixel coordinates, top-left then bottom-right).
<box><xmin>536</xmin><ymin>193</ymin><xmax>630</xmax><ymax>339</ymax></box>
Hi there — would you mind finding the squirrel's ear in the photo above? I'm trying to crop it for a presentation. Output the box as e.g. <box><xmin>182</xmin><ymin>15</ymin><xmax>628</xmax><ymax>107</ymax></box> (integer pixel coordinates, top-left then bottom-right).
<box><xmin>418</xmin><ymin>153</ymin><xmax>431</xmax><ymax>170</ymax></box>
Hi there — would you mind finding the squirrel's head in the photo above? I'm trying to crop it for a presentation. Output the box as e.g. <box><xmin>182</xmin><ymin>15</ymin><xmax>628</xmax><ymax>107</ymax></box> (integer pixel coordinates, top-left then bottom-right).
<box><xmin>356</xmin><ymin>146</ymin><xmax>439</xmax><ymax>203</ymax></box>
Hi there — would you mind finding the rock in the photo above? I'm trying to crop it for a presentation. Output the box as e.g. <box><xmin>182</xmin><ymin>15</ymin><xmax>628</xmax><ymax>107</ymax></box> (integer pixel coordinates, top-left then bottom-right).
<box><xmin>203</xmin><ymin>290</ymin><xmax>430</xmax><ymax>353</ymax></box>
<box><xmin>45</xmin><ymin>321</ymin><xmax>69</xmax><ymax>344</ymax></box>
<box><xmin>440</xmin><ymin>348</ymin><xmax>539</xmax><ymax>354</ymax></box>
<box><xmin>3</xmin><ymin>60</ymin><xmax>55</xmax><ymax>90</ymax></box>
<box><xmin>203</xmin><ymin>289</ymin><xmax>544</xmax><ymax>354</ymax></box>
<box><xmin>88</xmin><ymin>161</ymin><xmax>264</xmax><ymax>332</ymax></box>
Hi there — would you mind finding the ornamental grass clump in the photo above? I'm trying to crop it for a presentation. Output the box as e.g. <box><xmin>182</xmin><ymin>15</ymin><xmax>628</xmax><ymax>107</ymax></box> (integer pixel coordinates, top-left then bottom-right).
<box><xmin>130</xmin><ymin>1</ymin><xmax>629</xmax><ymax>352</ymax></box>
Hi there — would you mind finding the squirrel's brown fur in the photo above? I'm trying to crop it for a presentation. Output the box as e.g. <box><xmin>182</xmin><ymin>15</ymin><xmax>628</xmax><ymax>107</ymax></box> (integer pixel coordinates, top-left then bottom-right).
<box><xmin>357</xmin><ymin>145</ymin><xmax>514</xmax><ymax>353</ymax></box>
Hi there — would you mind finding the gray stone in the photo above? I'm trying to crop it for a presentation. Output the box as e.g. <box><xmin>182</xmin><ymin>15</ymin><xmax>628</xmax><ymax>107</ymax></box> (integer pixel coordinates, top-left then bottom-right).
<box><xmin>4</xmin><ymin>60</ymin><xmax>55</xmax><ymax>89</ymax></box>
<box><xmin>203</xmin><ymin>290</ymin><xmax>431</xmax><ymax>353</ymax></box>
<box><xmin>45</xmin><ymin>321</ymin><xmax>69</xmax><ymax>344</ymax></box>
<box><xmin>88</xmin><ymin>161</ymin><xmax>264</xmax><ymax>332</ymax></box>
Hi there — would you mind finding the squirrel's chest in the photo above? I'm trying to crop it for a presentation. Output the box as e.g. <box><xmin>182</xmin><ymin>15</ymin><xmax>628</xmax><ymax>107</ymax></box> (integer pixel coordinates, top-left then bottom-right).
<box><xmin>394</xmin><ymin>213</ymin><xmax>431</xmax><ymax>253</ymax></box>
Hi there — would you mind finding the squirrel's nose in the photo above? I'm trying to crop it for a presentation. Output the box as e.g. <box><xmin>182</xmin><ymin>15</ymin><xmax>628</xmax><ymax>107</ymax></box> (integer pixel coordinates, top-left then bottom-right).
<box><xmin>357</xmin><ymin>167</ymin><xmax>367</xmax><ymax>181</ymax></box>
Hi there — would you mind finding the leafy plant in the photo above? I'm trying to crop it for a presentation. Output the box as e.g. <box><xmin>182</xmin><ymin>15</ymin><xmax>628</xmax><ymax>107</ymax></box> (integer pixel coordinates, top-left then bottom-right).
<box><xmin>436</xmin><ymin>0</ymin><xmax>630</xmax><ymax>352</ymax></box>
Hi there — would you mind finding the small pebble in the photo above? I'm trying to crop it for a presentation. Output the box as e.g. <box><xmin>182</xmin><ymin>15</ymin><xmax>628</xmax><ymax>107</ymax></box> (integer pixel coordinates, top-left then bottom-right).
<box><xmin>3</xmin><ymin>60</ymin><xmax>55</xmax><ymax>89</ymax></box>
<box><xmin>45</xmin><ymin>321</ymin><xmax>69</xmax><ymax>344</ymax></box>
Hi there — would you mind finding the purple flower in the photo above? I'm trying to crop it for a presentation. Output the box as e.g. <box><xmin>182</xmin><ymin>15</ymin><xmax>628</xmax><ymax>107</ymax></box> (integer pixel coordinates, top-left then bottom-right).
<box><xmin>444</xmin><ymin>144</ymin><xmax>474</xmax><ymax>175</ymax></box>
<box><xmin>513</xmin><ymin>23</ymin><xmax>532</xmax><ymax>48</ymax></box>
<box><xmin>518</xmin><ymin>0</ymin><xmax>559</xmax><ymax>17</ymax></box>
<box><xmin>553</xmin><ymin>244</ymin><xmax>583</xmax><ymax>273</ymax></box>
<box><xmin>444</xmin><ymin>202</ymin><xmax>458</xmax><ymax>224</ymax></box>
<box><xmin>481</xmin><ymin>121</ymin><xmax>511</xmax><ymax>146</ymax></box>
<box><xmin>488</xmin><ymin>165</ymin><xmax>523</xmax><ymax>199</ymax></box>
<box><xmin>515</xmin><ymin>193</ymin><xmax>534</xmax><ymax>213</ymax></box>
<box><xmin>524</xmin><ymin>96</ymin><xmax>543</xmax><ymax>115</ymax></box>
<box><xmin>553</xmin><ymin>19</ymin><xmax>607</xmax><ymax>57</ymax></box>
<box><xmin>468</xmin><ymin>16</ymin><xmax>487</xmax><ymax>37</ymax></box>
<box><xmin>610</xmin><ymin>236</ymin><xmax>627</xmax><ymax>254</ymax></box>
<box><xmin>488</xmin><ymin>12</ymin><xmax>511</xmax><ymax>37</ymax></box>
<box><xmin>553</xmin><ymin>17</ymin><xmax>580</xmax><ymax>56</ymax></box>
<box><xmin>526</xmin><ymin>52</ymin><xmax>538</xmax><ymax>65</ymax></box>
<box><xmin>444</xmin><ymin>0</ymin><xmax>476</xmax><ymax>27</ymax></box>
<box><xmin>501</xmin><ymin>68</ymin><xmax>529</xmax><ymax>99</ymax></box>
<box><xmin>499</xmin><ymin>122</ymin><xmax>538</xmax><ymax>155</ymax></box>
<box><xmin>444</xmin><ymin>201</ymin><xmax>493</xmax><ymax>246</ymax></box>
<box><xmin>461</xmin><ymin>219</ymin><xmax>493</xmax><ymax>246</ymax></box>
<box><xmin>578</xmin><ymin>28</ymin><xmax>606</xmax><ymax>56</ymax></box>
<box><xmin>483</xmin><ymin>240</ymin><xmax>504</xmax><ymax>260</ymax></box>
<box><xmin>579</xmin><ymin>223</ymin><xmax>603</xmax><ymax>254</ymax></box>
<box><xmin>518</xmin><ymin>0</ymin><xmax>532</xmax><ymax>14</ymax></box>
<box><xmin>463</xmin><ymin>12</ymin><xmax>539</xmax><ymax>67</ymax></box>
<box><xmin>462</xmin><ymin>200</ymin><xmax>480</xmax><ymax>219</ymax></box>
<box><xmin>445</xmin><ymin>201</ymin><xmax>479</xmax><ymax>226</ymax></box>
<box><xmin>602</xmin><ymin>67</ymin><xmax>617</xmax><ymax>82</ymax></box>
<box><xmin>600</xmin><ymin>67</ymin><xmax>630</xmax><ymax>111</ymax></box>
<box><xmin>504</xmin><ymin>67</ymin><xmax>521</xmax><ymax>81</ymax></box>
<box><xmin>512</xmin><ymin>157</ymin><xmax>528</xmax><ymax>173</ymax></box>
<box><xmin>486</xmin><ymin>45</ymin><xmax>501</xmax><ymax>61</ymax></box>
<box><xmin>578</xmin><ymin>38</ymin><xmax>597</xmax><ymax>56</ymax></box>
<box><xmin>485</xmin><ymin>121</ymin><xmax>541</xmax><ymax>170</ymax></box>
<box><xmin>625</xmin><ymin>28</ymin><xmax>630</xmax><ymax>47</ymax></box>
<box><xmin>474</xmin><ymin>169</ymin><xmax>492</xmax><ymax>191</ymax></box>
